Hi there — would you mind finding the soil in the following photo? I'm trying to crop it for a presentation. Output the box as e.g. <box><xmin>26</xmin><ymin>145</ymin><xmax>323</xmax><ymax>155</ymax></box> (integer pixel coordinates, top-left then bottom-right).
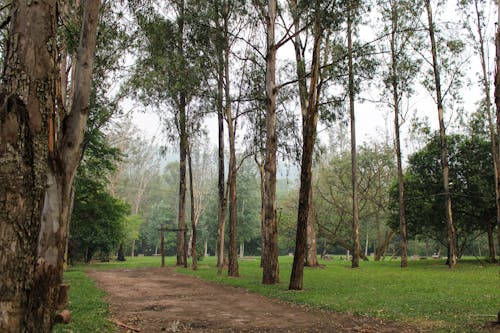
<box><xmin>88</xmin><ymin>267</ymin><xmax>424</xmax><ymax>333</ymax></box>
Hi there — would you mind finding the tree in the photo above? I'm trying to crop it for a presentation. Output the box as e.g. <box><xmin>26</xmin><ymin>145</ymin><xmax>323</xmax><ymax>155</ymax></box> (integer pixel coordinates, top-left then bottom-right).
<box><xmin>423</xmin><ymin>0</ymin><xmax>459</xmax><ymax>268</ymax></box>
<box><xmin>0</xmin><ymin>0</ymin><xmax>100</xmax><ymax>330</ymax></box>
<box><xmin>289</xmin><ymin>0</ymin><xmax>323</xmax><ymax>290</ymax></box>
<box><xmin>377</xmin><ymin>0</ymin><xmax>422</xmax><ymax>267</ymax></box>
<box><xmin>128</xmin><ymin>0</ymin><xmax>210</xmax><ymax>267</ymax></box>
<box><xmin>390</xmin><ymin>133</ymin><xmax>496</xmax><ymax>258</ymax></box>
<box><xmin>458</xmin><ymin>0</ymin><xmax>499</xmax><ymax>263</ymax></box>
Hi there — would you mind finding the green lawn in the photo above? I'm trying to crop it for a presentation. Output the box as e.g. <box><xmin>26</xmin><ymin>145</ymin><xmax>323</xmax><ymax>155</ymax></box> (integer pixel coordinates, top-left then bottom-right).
<box><xmin>54</xmin><ymin>256</ymin><xmax>499</xmax><ymax>332</ymax></box>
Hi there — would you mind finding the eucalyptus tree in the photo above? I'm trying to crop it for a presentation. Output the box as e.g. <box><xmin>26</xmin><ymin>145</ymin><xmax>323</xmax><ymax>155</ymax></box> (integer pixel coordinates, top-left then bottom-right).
<box><xmin>377</xmin><ymin>0</ymin><xmax>422</xmax><ymax>267</ymax></box>
<box><xmin>289</xmin><ymin>0</ymin><xmax>331</xmax><ymax>290</ymax></box>
<box><xmin>127</xmin><ymin>0</ymin><xmax>211</xmax><ymax>266</ymax></box>
<box><xmin>495</xmin><ymin>0</ymin><xmax>500</xmax><ymax>259</ymax></box>
<box><xmin>422</xmin><ymin>0</ymin><xmax>468</xmax><ymax>268</ymax></box>
<box><xmin>0</xmin><ymin>0</ymin><xmax>100</xmax><ymax>330</ymax></box>
<box><xmin>457</xmin><ymin>0</ymin><xmax>498</xmax><ymax>262</ymax></box>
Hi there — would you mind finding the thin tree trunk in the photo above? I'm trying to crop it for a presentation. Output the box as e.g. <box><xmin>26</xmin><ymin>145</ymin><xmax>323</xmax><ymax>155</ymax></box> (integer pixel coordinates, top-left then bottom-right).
<box><xmin>425</xmin><ymin>0</ymin><xmax>457</xmax><ymax>269</ymax></box>
<box><xmin>474</xmin><ymin>0</ymin><xmax>498</xmax><ymax>263</ymax></box>
<box><xmin>225</xmin><ymin>14</ymin><xmax>239</xmax><ymax>277</ymax></box>
<box><xmin>131</xmin><ymin>240</ymin><xmax>135</xmax><ymax>257</ymax></box>
<box><xmin>215</xmin><ymin>1</ymin><xmax>226</xmax><ymax>273</ymax></box>
<box><xmin>188</xmin><ymin>143</ymin><xmax>197</xmax><ymax>270</ymax></box>
<box><xmin>256</xmin><ymin>157</ymin><xmax>266</xmax><ymax>267</ymax></box>
<box><xmin>390</xmin><ymin>2</ymin><xmax>408</xmax><ymax>268</ymax></box>
<box><xmin>347</xmin><ymin>2</ymin><xmax>361</xmax><ymax>269</ymax></box>
<box><xmin>177</xmin><ymin>93</ymin><xmax>188</xmax><ymax>266</ymax></box>
<box><xmin>487</xmin><ymin>222</ymin><xmax>496</xmax><ymax>262</ymax></box>
<box><xmin>262</xmin><ymin>0</ymin><xmax>279</xmax><ymax>285</ymax></box>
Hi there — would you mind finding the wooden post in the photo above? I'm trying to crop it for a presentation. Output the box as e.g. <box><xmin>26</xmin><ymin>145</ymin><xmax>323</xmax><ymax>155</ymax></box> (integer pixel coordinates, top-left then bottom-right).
<box><xmin>159</xmin><ymin>225</ymin><xmax>165</xmax><ymax>267</ymax></box>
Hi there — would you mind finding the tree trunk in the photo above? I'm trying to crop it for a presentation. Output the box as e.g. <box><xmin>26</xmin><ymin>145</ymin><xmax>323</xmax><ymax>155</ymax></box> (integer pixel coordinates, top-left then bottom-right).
<box><xmin>240</xmin><ymin>242</ymin><xmax>244</xmax><ymax>259</ymax></box>
<box><xmin>0</xmin><ymin>1</ymin><xmax>99</xmax><ymax>331</ymax></box>
<box><xmin>0</xmin><ymin>0</ymin><xmax>56</xmax><ymax>323</ymax></box>
<box><xmin>215</xmin><ymin>2</ymin><xmax>226</xmax><ymax>273</ymax></box>
<box><xmin>177</xmin><ymin>92</ymin><xmax>188</xmax><ymax>266</ymax></box>
<box><xmin>496</xmin><ymin>0</ymin><xmax>500</xmax><ymax>267</ymax></box>
<box><xmin>262</xmin><ymin>0</ymin><xmax>279</xmax><ymax>285</ymax></box>
<box><xmin>291</xmin><ymin>0</ymin><xmax>319</xmax><ymax>269</ymax></box>
<box><xmin>487</xmin><ymin>222</ymin><xmax>496</xmax><ymax>262</ymax></box>
<box><xmin>188</xmin><ymin>144</ymin><xmax>197</xmax><ymax>270</ymax></box>
<box><xmin>390</xmin><ymin>2</ymin><xmax>408</xmax><ymax>268</ymax></box>
<box><xmin>374</xmin><ymin>231</ymin><xmax>395</xmax><ymax>261</ymax></box>
<box><xmin>289</xmin><ymin>2</ymin><xmax>322</xmax><ymax>290</ymax></box>
<box><xmin>347</xmin><ymin>2</ymin><xmax>361</xmax><ymax>269</ymax></box>
<box><xmin>225</xmin><ymin>15</ymin><xmax>239</xmax><ymax>277</ymax></box>
<box><xmin>256</xmin><ymin>157</ymin><xmax>266</xmax><ymax>268</ymax></box>
<box><xmin>474</xmin><ymin>0</ymin><xmax>498</xmax><ymax>264</ymax></box>
<box><xmin>305</xmin><ymin>192</ymin><xmax>319</xmax><ymax>267</ymax></box>
<box><xmin>425</xmin><ymin>0</ymin><xmax>457</xmax><ymax>269</ymax></box>
<box><xmin>131</xmin><ymin>240</ymin><xmax>135</xmax><ymax>257</ymax></box>
<box><xmin>117</xmin><ymin>243</ymin><xmax>126</xmax><ymax>261</ymax></box>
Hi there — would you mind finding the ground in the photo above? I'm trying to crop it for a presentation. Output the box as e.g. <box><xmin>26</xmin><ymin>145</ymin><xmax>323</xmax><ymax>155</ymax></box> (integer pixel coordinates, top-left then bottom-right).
<box><xmin>89</xmin><ymin>267</ymin><xmax>423</xmax><ymax>333</ymax></box>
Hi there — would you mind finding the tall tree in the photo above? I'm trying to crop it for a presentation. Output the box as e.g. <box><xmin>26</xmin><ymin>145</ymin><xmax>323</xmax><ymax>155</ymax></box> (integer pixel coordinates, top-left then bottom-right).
<box><xmin>495</xmin><ymin>0</ymin><xmax>500</xmax><ymax>262</ymax></box>
<box><xmin>257</xmin><ymin>0</ymin><xmax>280</xmax><ymax>284</ymax></box>
<box><xmin>424</xmin><ymin>0</ymin><xmax>457</xmax><ymax>268</ymax></box>
<box><xmin>0</xmin><ymin>0</ymin><xmax>100</xmax><ymax>330</ymax></box>
<box><xmin>346</xmin><ymin>0</ymin><xmax>362</xmax><ymax>268</ymax></box>
<box><xmin>458</xmin><ymin>0</ymin><xmax>498</xmax><ymax>262</ymax></box>
<box><xmin>378</xmin><ymin>0</ymin><xmax>421</xmax><ymax>267</ymax></box>
<box><xmin>289</xmin><ymin>0</ymin><xmax>323</xmax><ymax>290</ymax></box>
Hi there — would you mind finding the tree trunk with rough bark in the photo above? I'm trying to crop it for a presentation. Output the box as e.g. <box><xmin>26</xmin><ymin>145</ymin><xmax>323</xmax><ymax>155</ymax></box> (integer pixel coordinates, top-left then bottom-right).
<box><xmin>291</xmin><ymin>0</ymin><xmax>319</xmax><ymax>268</ymax></box>
<box><xmin>0</xmin><ymin>0</ymin><xmax>99</xmax><ymax>331</ymax></box>
<box><xmin>425</xmin><ymin>0</ymin><xmax>457</xmax><ymax>269</ymax></box>
<box><xmin>262</xmin><ymin>0</ymin><xmax>279</xmax><ymax>285</ymax></box>
<box><xmin>347</xmin><ymin>3</ymin><xmax>361</xmax><ymax>269</ymax></box>
<box><xmin>289</xmin><ymin>2</ymin><xmax>322</xmax><ymax>290</ymax></box>
<box><xmin>177</xmin><ymin>93</ymin><xmax>188</xmax><ymax>266</ymax></box>
<box><xmin>496</xmin><ymin>0</ymin><xmax>500</xmax><ymax>267</ymax></box>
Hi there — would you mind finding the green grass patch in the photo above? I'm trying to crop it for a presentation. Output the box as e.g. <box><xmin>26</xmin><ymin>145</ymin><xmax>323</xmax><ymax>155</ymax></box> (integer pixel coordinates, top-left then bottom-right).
<box><xmin>54</xmin><ymin>255</ymin><xmax>499</xmax><ymax>332</ymax></box>
<box><xmin>53</xmin><ymin>269</ymin><xmax>113</xmax><ymax>333</ymax></box>
<box><xmin>178</xmin><ymin>256</ymin><xmax>500</xmax><ymax>332</ymax></box>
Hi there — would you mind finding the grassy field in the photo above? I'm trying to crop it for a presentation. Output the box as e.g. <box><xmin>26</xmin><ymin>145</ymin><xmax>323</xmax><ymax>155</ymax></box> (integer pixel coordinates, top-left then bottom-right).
<box><xmin>54</xmin><ymin>255</ymin><xmax>499</xmax><ymax>332</ymax></box>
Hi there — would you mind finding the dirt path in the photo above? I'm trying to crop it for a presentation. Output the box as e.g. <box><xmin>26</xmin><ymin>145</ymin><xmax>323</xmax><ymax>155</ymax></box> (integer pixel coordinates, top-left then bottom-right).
<box><xmin>89</xmin><ymin>267</ymin><xmax>421</xmax><ymax>333</ymax></box>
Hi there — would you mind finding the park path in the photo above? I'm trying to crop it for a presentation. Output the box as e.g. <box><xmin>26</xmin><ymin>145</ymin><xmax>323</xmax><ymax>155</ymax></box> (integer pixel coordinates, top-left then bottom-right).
<box><xmin>88</xmin><ymin>267</ymin><xmax>422</xmax><ymax>333</ymax></box>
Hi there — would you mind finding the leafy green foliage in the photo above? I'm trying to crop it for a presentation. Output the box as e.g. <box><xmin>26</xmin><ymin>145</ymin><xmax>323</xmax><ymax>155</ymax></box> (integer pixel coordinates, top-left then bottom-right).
<box><xmin>389</xmin><ymin>134</ymin><xmax>496</xmax><ymax>255</ymax></box>
<box><xmin>71</xmin><ymin>176</ymin><xmax>130</xmax><ymax>262</ymax></box>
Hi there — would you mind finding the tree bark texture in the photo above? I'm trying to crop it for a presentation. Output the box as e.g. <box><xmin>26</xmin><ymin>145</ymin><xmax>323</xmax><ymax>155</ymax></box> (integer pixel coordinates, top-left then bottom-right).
<box><xmin>289</xmin><ymin>3</ymin><xmax>322</xmax><ymax>290</ymax></box>
<box><xmin>389</xmin><ymin>3</ymin><xmax>408</xmax><ymax>268</ymax></box>
<box><xmin>291</xmin><ymin>0</ymin><xmax>319</xmax><ymax>268</ymax></box>
<box><xmin>177</xmin><ymin>93</ymin><xmax>188</xmax><ymax>266</ymax></box>
<box><xmin>0</xmin><ymin>0</ymin><xmax>99</xmax><ymax>331</ymax></box>
<box><xmin>495</xmin><ymin>0</ymin><xmax>500</xmax><ymax>264</ymax></box>
<box><xmin>347</xmin><ymin>4</ymin><xmax>361</xmax><ymax>269</ymax></box>
<box><xmin>425</xmin><ymin>0</ymin><xmax>457</xmax><ymax>268</ymax></box>
<box><xmin>262</xmin><ymin>0</ymin><xmax>279</xmax><ymax>285</ymax></box>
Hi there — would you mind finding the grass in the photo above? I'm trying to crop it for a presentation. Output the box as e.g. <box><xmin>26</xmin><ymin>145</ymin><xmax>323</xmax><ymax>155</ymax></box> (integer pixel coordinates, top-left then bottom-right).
<box><xmin>179</xmin><ymin>256</ymin><xmax>499</xmax><ymax>332</ymax></box>
<box><xmin>53</xmin><ymin>269</ymin><xmax>113</xmax><ymax>333</ymax></box>
<box><xmin>54</xmin><ymin>255</ymin><xmax>499</xmax><ymax>332</ymax></box>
